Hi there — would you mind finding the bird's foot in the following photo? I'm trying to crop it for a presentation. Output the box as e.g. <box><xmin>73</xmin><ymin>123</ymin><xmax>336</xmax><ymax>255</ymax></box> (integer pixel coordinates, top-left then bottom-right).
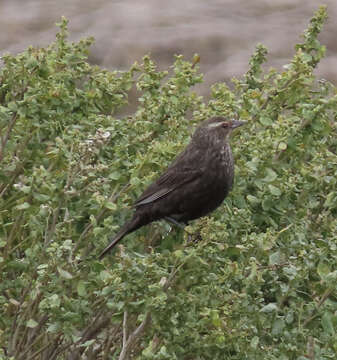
<box><xmin>186</xmin><ymin>231</ymin><xmax>202</xmax><ymax>244</ymax></box>
<box><xmin>164</xmin><ymin>217</ymin><xmax>202</xmax><ymax>245</ymax></box>
<box><xmin>164</xmin><ymin>216</ymin><xmax>186</xmax><ymax>230</ymax></box>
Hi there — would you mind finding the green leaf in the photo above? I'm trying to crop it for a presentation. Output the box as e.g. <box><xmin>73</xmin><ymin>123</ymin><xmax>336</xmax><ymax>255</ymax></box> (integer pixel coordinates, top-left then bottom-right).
<box><xmin>259</xmin><ymin>116</ymin><xmax>272</xmax><ymax>126</ymax></box>
<box><xmin>278</xmin><ymin>142</ymin><xmax>287</xmax><ymax>150</ymax></box>
<box><xmin>48</xmin><ymin>294</ymin><xmax>61</xmax><ymax>308</ymax></box>
<box><xmin>104</xmin><ymin>201</ymin><xmax>117</xmax><ymax>210</ymax></box>
<box><xmin>324</xmin><ymin>192</ymin><xmax>336</xmax><ymax>209</ymax></box>
<box><xmin>321</xmin><ymin>311</ymin><xmax>335</xmax><ymax>335</ymax></box>
<box><xmin>317</xmin><ymin>262</ymin><xmax>331</xmax><ymax>280</ymax></box>
<box><xmin>250</xmin><ymin>336</ymin><xmax>259</xmax><ymax>349</ymax></box>
<box><xmin>211</xmin><ymin>310</ymin><xmax>221</xmax><ymax>327</ymax></box>
<box><xmin>100</xmin><ymin>270</ymin><xmax>113</xmax><ymax>282</ymax></box>
<box><xmin>77</xmin><ymin>281</ymin><xmax>86</xmax><ymax>297</ymax></box>
<box><xmin>283</xmin><ymin>265</ymin><xmax>297</xmax><ymax>280</ymax></box>
<box><xmin>263</xmin><ymin>168</ymin><xmax>277</xmax><ymax>183</ymax></box>
<box><xmin>80</xmin><ymin>339</ymin><xmax>96</xmax><ymax>348</ymax></box>
<box><xmin>26</xmin><ymin>319</ymin><xmax>38</xmax><ymax>328</ymax></box>
<box><xmin>8</xmin><ymin>101</ymin><xmax>18</xmax><ymax>111</ymax></box>
<box><xmin>268</xmin><ymin>184</ymin><xmax>281</xmax><ymax>196</ymax></box>
<box><xmin>173</xmin><ymin>250</ymin><xmax>184</xmax><ymax>258</ymax></box>
<box><xmin>272</xmin><ymin>318</ymin><xmax>285</xmax><ymax>335</ymax></box>
<box><xmin>16</xmin><ymin>202</ymin><xmax>30</xmax><ymax>210</ymax></box>
<box><xmin>269</xmin><ymin>251</ymin><xmax>281</xmax><ymax>265</ymax></box>
<box><xmin>34</xmin><ymin>193</ymin><xmax>50</xmax><ymax>202</ymax></box>
<box><xmin>47</xmin><ymin>323</ymin><xmax>59</xmax><ymax>333</ymax></box>
<box><xmin>260</xmin><ymin>303</ymin><xmax>278</xmax><ymax>313</ymax></box>
<box><xmin>326</xmin><ymin>270</ymin><xmax>337</xmax><ymax>284</ymax></box>
<box><xmin>247</xmin><ymin>194</ymin><xmax>260</xmax><ymax>205</ymax></box>
<box><xmin>109</xmin><ymin>171</ymin><xmax>121</xmax><ymax>180</ymax></box>
<box><xmin>57</xmin><ymin>267</ymin><xmax>73</xmax><ymax>279</ymax></box>
<box><xmin>21</xmin><ymin>185</ymin><xmax>31</xmax><ymax>194</ymax></box>
<box><xmin>285</xmin><ymin>311</ymin><xmax>294</xmax><ymax>324</ymax></box>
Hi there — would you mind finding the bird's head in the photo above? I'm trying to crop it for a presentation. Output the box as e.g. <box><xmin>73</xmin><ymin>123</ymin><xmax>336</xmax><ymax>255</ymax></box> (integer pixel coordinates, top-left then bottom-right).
<box><xmin>193</xmin><ymin>116</ymin><xmax>245</xmax><ymax>144</ymax></box>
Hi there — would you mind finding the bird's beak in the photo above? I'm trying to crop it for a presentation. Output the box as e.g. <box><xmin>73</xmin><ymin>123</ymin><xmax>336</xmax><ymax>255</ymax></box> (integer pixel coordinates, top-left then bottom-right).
<box><xmin>231</xmin><ymin>120</ymin><xmax>246</xmax><ymax>129</ymax></box>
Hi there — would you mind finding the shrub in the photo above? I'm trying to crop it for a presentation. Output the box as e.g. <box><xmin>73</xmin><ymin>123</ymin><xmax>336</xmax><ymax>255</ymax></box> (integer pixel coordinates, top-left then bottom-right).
<box><xmin>1</xmin><ymin>7</ymin><xmax>336</xmax><ymax>360</ymax></box>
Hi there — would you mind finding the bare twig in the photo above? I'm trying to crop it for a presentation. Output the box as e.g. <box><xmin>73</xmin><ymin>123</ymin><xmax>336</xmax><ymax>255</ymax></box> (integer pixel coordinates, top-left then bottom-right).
<box><xmin>4</xmin><ymin>213</ymin><xmax>24</xmax><ymax>259</ymax></box>
<box><xmin>307</xmin><ymin>336</ymin><xmax>315</xmax><ymax>360</ymax></box>
<box><xmin>15</xmin><ymin>293</ymin><xmax>44</xmax><ymax>357</ymax></box>
<box><xmin>317</xmin><ymin>288</ymin><xmax>333</xmax><ymax>308</ymax></box>
<box><xmin>44</xmin><ymin>199</ymin><xmax>63</xmax><ymax>246</ymax></box>
<box><xmin>102</xmin><ymin>325</ymin><xmax>120</xmax><ymax>360</ymax></box>
<box><xmin>117</xmin><ymin>254</ymin><xmax>190</xmax><ymax>358</ymax></box>
<box><xmin>24</xmin><ymin>338</ymin><xmax>55</xmax><ymax>360</ymax></box>
<box><xmin>8</xmin><ymin>279</ymin><xmax>33</xmax><ymax>355</ymax></box>
<box><xmin>303</xmin><ymin>288</ymin><xmax>333</xmax><ymax>327</ymax></box>
<box><xmin>9</xmin><ymin>291</ymin><xmax>42</xmax><ymax>356</ymax></box>
<box><xmin>17</xmin><ymin>333</ymin><xmax>45</xmax><ymax>360</ymax></box>
<box><xmin>50</xmin><ymin>339</ymin><xmax>74</xmax><ymax>360</ymax></box>
<box><xmin>69</xmin><ymin>314</ymin><xmax>111</xmax><ymax>360</ymax></box>
<box><xmin>118</xmin><ymin>311</ymin><xmax>151</xmax><ymax>360</ymax></box>
<box><xmin>44</xmin><ymin>334</ymin><xmax>63</xmax><ymax>360</ymax></box>
<box><xmin>26</xmin><ymin>315</ymin><xmax>49</xmax><ymax>352</ymax></box>
<box><xmin>163</xmin><ymin>260</ymin><xmax>186</xmax><ymax>292</ymax></box>
<box><xmin>0</xmin><ymin>112</ymin><xmax>18</xmax><ymax>163</ymax></box>
<box><xmin>122</xmin><ymin>311</ymin><xmax>129</xmax><ymax>348</ymax></box>
<box><xmin>79</xmin><ymin>311</ymin><xmax>110</xmax><ymax>344</ymax></box>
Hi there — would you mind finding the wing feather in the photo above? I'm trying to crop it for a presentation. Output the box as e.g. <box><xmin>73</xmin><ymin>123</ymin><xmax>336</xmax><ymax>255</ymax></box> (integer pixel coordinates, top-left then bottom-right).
<box><xmin>134</xmin><ymin>143</ymin><xmax>205</xmax><ymax>207</ymax></box>
<box><xmin>134</xmin><ymin>169</ymin><xmax>201</xmax><ymax>207</ymax></box>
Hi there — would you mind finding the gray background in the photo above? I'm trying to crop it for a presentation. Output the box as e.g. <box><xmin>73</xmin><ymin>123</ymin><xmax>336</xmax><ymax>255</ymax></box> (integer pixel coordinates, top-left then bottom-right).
<box><xmin>1</xmin><ymin>1</ymin><xmax>336</xmax><ymax>94</ymax></box>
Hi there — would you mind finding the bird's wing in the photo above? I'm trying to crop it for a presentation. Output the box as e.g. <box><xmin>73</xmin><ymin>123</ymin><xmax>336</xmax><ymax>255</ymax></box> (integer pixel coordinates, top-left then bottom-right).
<box><xmin>134</xmin><ymin>167</ymin><xmax>202</xmax><ymax>207</ymax></box>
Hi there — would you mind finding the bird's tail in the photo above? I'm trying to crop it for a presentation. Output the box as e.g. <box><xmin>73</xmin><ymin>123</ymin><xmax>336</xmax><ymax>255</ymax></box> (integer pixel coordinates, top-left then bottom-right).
<box><xmin>98</xmin><ymin>215</ymin><xmax>141</xmax><ymax>259</ymax></box>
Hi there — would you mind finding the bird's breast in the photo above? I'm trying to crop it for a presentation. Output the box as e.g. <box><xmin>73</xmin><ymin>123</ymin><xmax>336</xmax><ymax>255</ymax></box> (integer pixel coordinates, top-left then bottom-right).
<box><xmin>220</xmin><ymin>145</ymin><xmax>234</xmax><ymax>186</ymax></box>
<box><xmin>200</xmin><ymin>144</ymin><xmax>234</xmax><ymax>197</ymax></box>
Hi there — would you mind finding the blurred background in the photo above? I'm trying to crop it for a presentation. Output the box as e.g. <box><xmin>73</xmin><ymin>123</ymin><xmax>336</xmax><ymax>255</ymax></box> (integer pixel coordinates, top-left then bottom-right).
<box><xmin>1</xmin><ymin>0</ymin><xmax>336</xmax><ymax>94</ymax></box>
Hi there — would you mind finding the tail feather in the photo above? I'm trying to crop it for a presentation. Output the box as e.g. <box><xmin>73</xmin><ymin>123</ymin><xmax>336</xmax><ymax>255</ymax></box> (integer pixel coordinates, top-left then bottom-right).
<box><xmin>98</xmin><ymin>216</ymin><xmax>141</xmax><ymax>259</ymax></box>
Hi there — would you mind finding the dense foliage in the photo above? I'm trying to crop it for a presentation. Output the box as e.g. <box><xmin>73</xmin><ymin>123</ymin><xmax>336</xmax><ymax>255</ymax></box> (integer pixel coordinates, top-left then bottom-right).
<box><xmin>1</xmin><ymin>7</ymin><xmax>336</xmax><ymax>359</ymax></box>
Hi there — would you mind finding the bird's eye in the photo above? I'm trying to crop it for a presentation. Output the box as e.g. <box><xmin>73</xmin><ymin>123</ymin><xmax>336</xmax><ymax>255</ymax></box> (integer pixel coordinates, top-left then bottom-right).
<box><xmin>221</xmin><ymin>122</ymin><xmax>230</xmax><ymax>128</ymax></box>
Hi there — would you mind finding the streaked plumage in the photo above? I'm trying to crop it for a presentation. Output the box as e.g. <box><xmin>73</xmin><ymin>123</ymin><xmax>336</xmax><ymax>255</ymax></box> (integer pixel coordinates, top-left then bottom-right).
<box><xmin>99</xmin><ymin>116</ymin><xmax>245</xmax><ymax>258</ymax></box>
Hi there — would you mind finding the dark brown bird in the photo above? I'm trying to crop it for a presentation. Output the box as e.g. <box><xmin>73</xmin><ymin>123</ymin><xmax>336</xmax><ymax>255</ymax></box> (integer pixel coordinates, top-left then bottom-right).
<box><xmin>99</xmin><ymin>116</ymin><xmax>245</xmax><ymax>258</ymax></box>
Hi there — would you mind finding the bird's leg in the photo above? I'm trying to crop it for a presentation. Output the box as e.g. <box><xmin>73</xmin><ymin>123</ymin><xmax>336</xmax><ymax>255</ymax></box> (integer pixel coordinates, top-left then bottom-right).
<box><xmin>164</xmin><ymin>217</ymin><xmax>193</xmax><ymax>242</ymax></box>
<box><xmin>164</xmin><ymin>216</ymin><xmax>186</xmax><ymax>230</ymax></box>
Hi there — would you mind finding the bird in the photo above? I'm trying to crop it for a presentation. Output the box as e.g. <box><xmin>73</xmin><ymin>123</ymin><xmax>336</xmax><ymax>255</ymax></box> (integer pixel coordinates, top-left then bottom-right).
<box><xmin>99</xmin><ymin>116</ymin><xmax>245</xmax><ymax>258</ymax></box>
